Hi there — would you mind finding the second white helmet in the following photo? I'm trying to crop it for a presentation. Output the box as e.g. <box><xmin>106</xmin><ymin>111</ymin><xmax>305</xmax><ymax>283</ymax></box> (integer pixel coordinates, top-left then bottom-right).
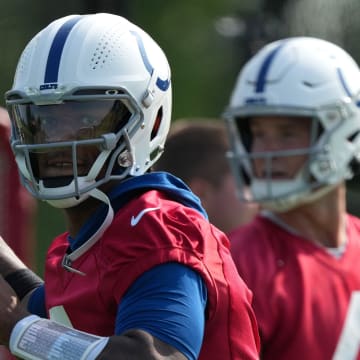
<box><xmin>224</xmin><ymin>37</ymin><xmax>360</xmax><ymax>211</ymax></box>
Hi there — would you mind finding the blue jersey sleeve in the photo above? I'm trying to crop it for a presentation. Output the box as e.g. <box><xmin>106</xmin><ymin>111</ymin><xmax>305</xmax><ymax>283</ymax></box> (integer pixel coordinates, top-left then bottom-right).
<box><xmin>115</xmin><ymin>262</ymin><xmax>207</xmax><ymax>360</ymax></box>
<box><xmin>27</xmin><ymin>284</ymin><xmax>47</xmax><ymax>318</ymax></box>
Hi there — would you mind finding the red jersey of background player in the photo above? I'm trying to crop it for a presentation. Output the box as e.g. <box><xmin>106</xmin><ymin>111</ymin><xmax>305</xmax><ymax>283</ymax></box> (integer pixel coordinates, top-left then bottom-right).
<box><xmin>230</xmin><ymin>213</ymin><xmax>360</xmax><ymax>360</ymax></box>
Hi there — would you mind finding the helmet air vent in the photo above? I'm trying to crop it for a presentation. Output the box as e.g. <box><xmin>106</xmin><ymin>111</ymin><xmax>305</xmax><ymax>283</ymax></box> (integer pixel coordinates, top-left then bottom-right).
<box><xmin>90</xmin><ymin>40</ymin><xmax>111</xmax><ymax>70</ymax></box>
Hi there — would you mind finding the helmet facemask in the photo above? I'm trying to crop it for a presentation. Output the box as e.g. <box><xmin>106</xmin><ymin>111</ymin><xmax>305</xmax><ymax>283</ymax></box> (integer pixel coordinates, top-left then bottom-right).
<box><xmin>8</xmin><ymin>90</ymin><xmax>141</xmax><ymax>208</ymax></box>
<box><xmin>227</xmin><ymin>112</ymin><xmax>320</xmax><ymax>210</ymax></box>
<box><xmin>226</xmin><ymin>101</ymin><xmax>360</xmax><ymax>212</ymax></box>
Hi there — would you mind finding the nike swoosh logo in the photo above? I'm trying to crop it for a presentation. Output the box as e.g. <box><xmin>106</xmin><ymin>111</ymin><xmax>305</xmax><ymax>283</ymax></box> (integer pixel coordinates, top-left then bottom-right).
<box><xmin>131</xmin><ymin>207</ymin><xmax>160</xmax><ymax>226</ymax></box>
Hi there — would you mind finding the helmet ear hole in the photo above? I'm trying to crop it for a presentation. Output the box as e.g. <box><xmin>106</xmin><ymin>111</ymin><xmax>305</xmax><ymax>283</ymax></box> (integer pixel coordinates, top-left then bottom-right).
<box><xmin>349</xmin><ymin>157</ymin><xmax>360</xmax><ymax>177</ymax></box>
<box><xmin>151</xmin><ymin>107</ymin><xmax>163</xmax><ymax>140</ymax></box>
<box><xmin>348</xmin><ymin>131</ymin><xmax>360</xmax><ymax>176</ymax></box>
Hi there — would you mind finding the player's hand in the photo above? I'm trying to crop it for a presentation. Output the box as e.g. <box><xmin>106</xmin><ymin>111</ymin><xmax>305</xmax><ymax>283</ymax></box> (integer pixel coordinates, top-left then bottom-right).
<box><xmin>0</xmin><ymin>276</ymin><xmax>29</xmax><ymax>346</ymax></box>
<box><xmin>0</xmin><ymin>236</ymin><xmax>27</xmax><ymax>277</ymax></box>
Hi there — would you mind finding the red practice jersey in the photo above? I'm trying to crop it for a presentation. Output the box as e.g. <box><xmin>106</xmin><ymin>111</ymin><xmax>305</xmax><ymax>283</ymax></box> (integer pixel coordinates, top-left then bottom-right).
<box><xmin>44</xmin><ymin>189</ymin><xmax>260</xmax><ymax>360</ymax></box>
<box><xmin>230</xmin><ymin>213</ymin><xmax>360</xmax><ymax>360</ymax></box>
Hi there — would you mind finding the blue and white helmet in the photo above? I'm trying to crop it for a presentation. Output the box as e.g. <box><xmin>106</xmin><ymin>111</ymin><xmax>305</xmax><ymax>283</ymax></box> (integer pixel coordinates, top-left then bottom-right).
<box><xmin>224</xmin><ymin>37</ymin><xmax>360</xmax><ymax>211</ymax></box>
<box><xmin>6</xmin><ymin>13</ymin><xmax>172</xmax><ymax>208</ymax></box>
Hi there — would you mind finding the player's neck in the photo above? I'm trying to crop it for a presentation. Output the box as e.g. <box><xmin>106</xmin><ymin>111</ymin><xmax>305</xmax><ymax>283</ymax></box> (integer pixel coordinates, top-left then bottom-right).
<box><xmin>62</xmin><ymin>196</ymin><xmax>103</xmax><ymax>238</ymax></box>
<box><xmin>62</xmin><ymin>182</ymin><xmax>119</xmax><ymax>238</ymax></box>
<box><xmin>271</xmin><ymin>184</ymin><xmax>347</xmax><ymax>248</ymax></box>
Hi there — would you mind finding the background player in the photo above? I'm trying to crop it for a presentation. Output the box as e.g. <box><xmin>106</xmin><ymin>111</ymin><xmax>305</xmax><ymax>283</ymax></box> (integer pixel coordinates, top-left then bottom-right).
<box><xmin>154</xmin><ymin>118</ymin><xmax>258</xmax><ymax>233</ymax></box>
<box><xmin>224</xmin><ymin>36</ymin><xmax>360</xmax><ymax>359</ymax></box>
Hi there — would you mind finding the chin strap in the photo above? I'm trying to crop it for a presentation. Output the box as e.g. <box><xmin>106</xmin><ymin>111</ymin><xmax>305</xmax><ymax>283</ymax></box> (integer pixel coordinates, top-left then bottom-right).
<box><xmin>61</xmin><ymin>188</ymin><xmax>114</xmax><ymax>276</ymax></box>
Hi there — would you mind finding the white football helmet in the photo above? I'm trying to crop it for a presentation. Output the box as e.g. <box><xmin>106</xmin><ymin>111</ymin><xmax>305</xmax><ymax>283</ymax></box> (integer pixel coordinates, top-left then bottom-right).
<box><xmin>224</xmin><ymin>37</ymin><xmax>360</xmax><ymax>212</ymax></box>
<box><xmin>6</xmin><ymin>13</ymin><xmax>172</xmax><ymax>208</ymax></box>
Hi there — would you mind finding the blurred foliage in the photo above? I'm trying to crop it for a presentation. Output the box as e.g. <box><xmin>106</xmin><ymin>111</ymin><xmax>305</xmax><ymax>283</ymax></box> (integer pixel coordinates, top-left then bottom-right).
<box><xmin>2</xmin><ymin>0</ymin><xmax>360</xmax><ymax>272</ymax></box>
<box><xmin>129</xmin><ymin>0</ymin><xmax>247</xmax><ymax>119</ymax></box>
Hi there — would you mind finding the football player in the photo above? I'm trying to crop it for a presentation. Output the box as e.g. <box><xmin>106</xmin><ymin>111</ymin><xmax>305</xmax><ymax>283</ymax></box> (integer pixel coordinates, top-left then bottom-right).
<box><xmin>154</xmin><ymin>118</ymin><xmax>259</xmax><ymax>233</ymax></box>
<box><xmin>224</xmin><ymin>36</ymin><xmax>360</xmax><ymax>359</ymax></box>
<box><xmin>0</xmin><ymin>13</ymin><xmax>260</xmax><ymax>360</ymax></box>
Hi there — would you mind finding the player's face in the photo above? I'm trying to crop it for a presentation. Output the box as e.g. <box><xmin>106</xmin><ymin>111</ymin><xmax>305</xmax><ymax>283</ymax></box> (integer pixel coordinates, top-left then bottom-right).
<box><xmin>11</xmin><ymin>100</ymin><xmax>128</xmax><ymax>179</ymax></box>
<box><xmin>32</xmin><ymin>103</ymin><xmax>108</xmax><ymax>179</ymax></box>
<box><xmin>249</xmin><ymin>115</ymin><xmax>312</xmax><ymax>179</ymax></box>
<box><xmin>36</xmin><ymin>144</ymin><xmax>99</xmax><ymax>179</ymax></box>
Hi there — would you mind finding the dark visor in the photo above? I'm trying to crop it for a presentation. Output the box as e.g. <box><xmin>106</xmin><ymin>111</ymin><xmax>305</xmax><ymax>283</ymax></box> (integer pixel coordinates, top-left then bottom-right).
<box><xmin>9</xmin><ymin>99</ymin><xmax>131</xmax><ymax>145</ymax></box>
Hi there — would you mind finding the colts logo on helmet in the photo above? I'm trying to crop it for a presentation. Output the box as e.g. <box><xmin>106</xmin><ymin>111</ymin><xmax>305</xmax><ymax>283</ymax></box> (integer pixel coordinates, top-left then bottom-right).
<box><xmin>130</xmin><ymin>30</ymin><xmax>170</xmax><ymax>92</ymax></box>
<box><xmin>254</xmin><ymin>41</ymin><xmax>288</xmax><ymax>93</ymax></box>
